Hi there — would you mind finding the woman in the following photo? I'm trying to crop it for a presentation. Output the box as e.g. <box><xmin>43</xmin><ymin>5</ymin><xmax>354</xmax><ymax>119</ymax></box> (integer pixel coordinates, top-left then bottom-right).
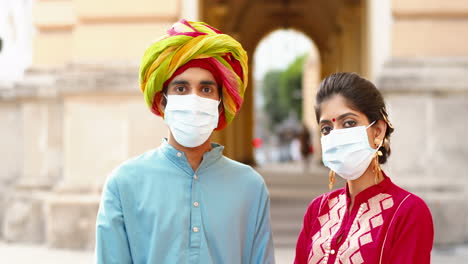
<box><xmin>294</xmin><ymin>72</ymin><xmax>434</xmax><ymax>264</ymax></box>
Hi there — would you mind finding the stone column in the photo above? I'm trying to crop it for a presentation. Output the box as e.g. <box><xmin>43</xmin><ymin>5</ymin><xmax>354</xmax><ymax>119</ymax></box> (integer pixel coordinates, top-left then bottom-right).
<box><xmin>1</xmin><ymin>72</ymin><xmax>63</xmax><ymax>244</ymax></box>
<box><xmin>377</xmin><ymin>0</ymin><xmax>468</xmax><ymax>246</ymax></box>
<box><xmin>46</xmin><ymin>65</ymin><xmax>168</xmax><ymax>249</ymax></box>
<box><xmin>378</xmin><ymin>59</ymin><xmax>468</xmax><ymax>245</ymax></box>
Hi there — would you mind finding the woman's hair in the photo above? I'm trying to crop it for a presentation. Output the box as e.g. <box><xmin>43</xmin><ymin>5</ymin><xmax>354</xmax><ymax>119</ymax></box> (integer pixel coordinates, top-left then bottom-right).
<box><xmin>315</xmin><ymin>72</ymin><xmax>394</xmax><ymax>164</ymax></box>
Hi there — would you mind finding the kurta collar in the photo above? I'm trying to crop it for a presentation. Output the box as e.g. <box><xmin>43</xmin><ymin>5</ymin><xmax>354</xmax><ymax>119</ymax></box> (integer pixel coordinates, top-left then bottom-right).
<box><xmin>345</xmin><ymin>172</ymin><xmax>392</xmax><ymax>206</ymax></box>
<box><xmin>159</xmin><ymin>138</ymin><xmax>224</xmax><ymax>174</ymax></box>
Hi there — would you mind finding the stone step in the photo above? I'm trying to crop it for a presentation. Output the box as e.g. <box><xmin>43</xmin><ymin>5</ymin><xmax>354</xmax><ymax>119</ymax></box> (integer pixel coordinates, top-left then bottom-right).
<box><xmin>273</xmin><ymin>234</ymin><xmax>299</xmax><ymax>248</ymax></box>
<box><xmin>258</xmin><ymin>164</ymin><xmax>347</xmax><ymax>249</ymax></box>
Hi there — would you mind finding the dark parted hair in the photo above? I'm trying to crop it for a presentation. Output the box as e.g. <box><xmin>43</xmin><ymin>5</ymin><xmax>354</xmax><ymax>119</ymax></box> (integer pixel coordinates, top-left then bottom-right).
<box><xmin>315</xmin><ymin>72</ymin><xmax>394</xmax><ymax>164</ymax></box>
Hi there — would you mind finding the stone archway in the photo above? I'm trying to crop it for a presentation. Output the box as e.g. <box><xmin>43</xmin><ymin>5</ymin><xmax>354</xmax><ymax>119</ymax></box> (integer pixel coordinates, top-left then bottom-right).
<box><xmin>200</xmin><ymin>0</ymin><xmax>369</xmax><ymax>164</ymax></box>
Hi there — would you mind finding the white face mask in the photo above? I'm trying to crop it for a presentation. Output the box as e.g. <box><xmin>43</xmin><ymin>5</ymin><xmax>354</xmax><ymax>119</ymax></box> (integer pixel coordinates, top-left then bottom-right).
<box><xmin>164</xmin><ymin>94</ymin><xmax>219</xmax><ymax>148</ymax></box>
<box><xmin>321</xmin><ymin>121</ymin><xmax>382</xmax><ymax>180</ymax></box>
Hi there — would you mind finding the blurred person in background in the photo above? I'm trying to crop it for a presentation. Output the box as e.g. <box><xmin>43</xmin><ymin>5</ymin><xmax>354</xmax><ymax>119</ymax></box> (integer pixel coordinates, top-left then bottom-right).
<box><xmin>95</xmin><ymin>19</ymin><xmax>275</xmax><ymax>264</ymax></box>
<box><xmin>294</xmin><ymin>72</ymin><xmax>433</xmax><ymax>264</ymax></box>
<box><xmin>299</xmin><ymin>123</ymin><xmax>312</xmax><ymax>171</ymax></box>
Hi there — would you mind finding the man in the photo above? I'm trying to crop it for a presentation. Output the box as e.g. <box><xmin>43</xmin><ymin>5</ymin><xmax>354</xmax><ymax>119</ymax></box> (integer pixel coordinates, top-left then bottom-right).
<box><xmin>95</xmin><ymin>19</ymin><xmax>275</xmax><ymax>264</ymax></box>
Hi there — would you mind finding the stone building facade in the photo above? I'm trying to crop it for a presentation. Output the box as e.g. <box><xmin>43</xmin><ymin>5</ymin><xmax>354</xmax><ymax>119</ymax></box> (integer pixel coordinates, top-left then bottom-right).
<box><xmin>0</xmin><ymin>0</ymin><xmax>467</xmax><ymax>250</ymax></box>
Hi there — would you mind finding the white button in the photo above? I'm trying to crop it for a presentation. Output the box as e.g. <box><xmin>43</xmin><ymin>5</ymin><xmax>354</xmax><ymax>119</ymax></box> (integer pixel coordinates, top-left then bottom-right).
<box><xmin>192</xmin><ymin>227</ymin><xmax>199</xmax><ymax>232</ymax></box>
<box><xmin>177</xmin><ymin>152</ymin><xmax>182</xmax><ymax>157</ymax></box>
<box><xmin>194</xmin><ymin>174</ymin><xmax>198</xmax><ymax>180</ymax></box>
<box><xmin>330</xmin><ymin>249</ymin><xmax>336</xmax><ymax>255</ymax></box>
<box><xmin>193</xmin><ymin>201</ymin><xmax>199</xmax><ymax>207</ymax></box>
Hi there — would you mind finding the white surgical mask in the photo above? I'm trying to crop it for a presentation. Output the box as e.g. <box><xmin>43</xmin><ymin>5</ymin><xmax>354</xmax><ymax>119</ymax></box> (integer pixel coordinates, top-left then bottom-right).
<box><xmin>321</xmin><ymin>121</ymin><xmax>382</xmax><ymax>180</ymax></box>
<box><xmin>164</xmin><ymin>94</ymin><xmax>219</xmax><ymax>148</ymax></box>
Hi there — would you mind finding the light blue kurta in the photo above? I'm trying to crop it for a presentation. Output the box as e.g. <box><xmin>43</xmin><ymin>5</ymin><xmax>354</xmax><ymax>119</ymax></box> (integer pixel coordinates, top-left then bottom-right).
<box><xmin>95</xmin><ymin>140</ymin><xmax>275</xmax><ymax>264</ymax></box>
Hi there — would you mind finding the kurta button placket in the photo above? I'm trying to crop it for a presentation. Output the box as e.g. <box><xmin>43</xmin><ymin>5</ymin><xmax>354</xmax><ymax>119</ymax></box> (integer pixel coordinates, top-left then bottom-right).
<box><xmin>189</xmin><ymin>171</ymin><xmax>202</xmax><ymax>254</ymax></box>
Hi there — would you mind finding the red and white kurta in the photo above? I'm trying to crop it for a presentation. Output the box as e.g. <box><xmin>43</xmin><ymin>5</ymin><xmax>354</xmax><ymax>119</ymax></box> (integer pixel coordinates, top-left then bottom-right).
<box><xmin>294</xmin><ymin>175</ymin><xmax>434</xmax><ymax>264</ymax></box>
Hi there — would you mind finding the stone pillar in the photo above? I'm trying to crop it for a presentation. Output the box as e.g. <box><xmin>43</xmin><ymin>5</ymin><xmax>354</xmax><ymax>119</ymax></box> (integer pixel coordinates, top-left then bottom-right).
<box><xmin>1</xmin><ymin>72</ymin><xmax>62</xmax><ymax>244</ymax></box>
<box><xmin>378</xmin><ymin>58</ymin><xmax>468</xmax><ymax>245</ymax></box>
<box><xmin>46</xmin><ymin>65</ymin><xmax>168</xmax><ymax>249</ymax></box>
<box><xmin>302</xmin><ymin>48</ymin><xmax>321</xmax><ymax>164</ymax></box>
<box><xmin>28</xmin><ymin>0</ymin><xmax>182</xmax><ymax>249</ymax></box>
<box><xmin>0</xmin><ymin>102</ymin><xmax>22</xmax><ymax>239</ymax></box>
<box><xmin>19</xmin><ymin>99</ymin><xmax>62</xmax><ymax>189</ymax></box>
<box><xmin>377</xmin><ymin>0</ymin><xmax>468</xmax><ymax>246</ymax></box>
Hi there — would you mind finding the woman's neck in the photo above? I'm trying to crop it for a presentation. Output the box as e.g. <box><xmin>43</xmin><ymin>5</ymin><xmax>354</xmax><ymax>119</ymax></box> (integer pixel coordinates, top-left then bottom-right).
<box><xmin>347</xmin><ymin>162</ymin><xmax>383</xmax><ymax>210</ymax></box>
<box><xmin>168</xmin><ymin>133</ymin><xmax>212</xmax><ymax>172</ymax></box>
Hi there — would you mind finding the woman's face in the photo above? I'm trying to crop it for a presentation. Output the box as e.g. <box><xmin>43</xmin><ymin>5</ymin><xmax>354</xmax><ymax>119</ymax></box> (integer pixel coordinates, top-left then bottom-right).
<box><xmin>318</xmin><ymin>94</ymin><xmax>384</xmax><ymax>148</ymax></box>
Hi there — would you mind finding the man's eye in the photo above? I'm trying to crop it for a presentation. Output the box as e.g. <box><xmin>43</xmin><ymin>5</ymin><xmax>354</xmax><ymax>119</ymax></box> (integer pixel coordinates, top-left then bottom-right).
<box><xmin>321</xmin><ymin>126</ymin><xmax>332</xmax><ymax>135</ymax></box>
<box><xmin>175</xmin><ymin>86</ymin><xmax>186</xmax><ymax>93</ymax></box>
<box><xmin>202</xmin><ymin>87</ymin><xmax>212</xmax><ymax>93</ymax></box>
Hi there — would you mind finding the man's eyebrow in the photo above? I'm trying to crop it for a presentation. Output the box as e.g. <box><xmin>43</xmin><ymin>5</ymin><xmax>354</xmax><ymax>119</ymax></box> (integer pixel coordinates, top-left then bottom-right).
<box><xmin>169</xmin><ymin>80</ymin><xmax>189</xmax><ymax>86</ymax></box>
<box><xmin>200</xmin><ymin>80</ymin><xmax>217</xmax><ymax>86</ymax></box>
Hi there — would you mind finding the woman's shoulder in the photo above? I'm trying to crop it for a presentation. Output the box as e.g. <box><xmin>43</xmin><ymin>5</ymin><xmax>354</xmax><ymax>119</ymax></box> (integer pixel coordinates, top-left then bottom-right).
<box><xmin>387</xmin><ymin>181</ymin><xmax>433</xmax><ymax>220</ymax></box>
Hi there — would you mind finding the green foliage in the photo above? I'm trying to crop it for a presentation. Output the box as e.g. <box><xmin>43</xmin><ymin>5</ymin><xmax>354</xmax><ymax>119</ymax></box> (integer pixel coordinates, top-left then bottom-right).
<box><xmin>261</xmin><ymin>54</ymin><xmax>307</xmax><ymax>129</ymax></box>
<box><xmin>262</xmin><ymin>70</ymin><xmax>286</xmax><ymax>129</ymax></box>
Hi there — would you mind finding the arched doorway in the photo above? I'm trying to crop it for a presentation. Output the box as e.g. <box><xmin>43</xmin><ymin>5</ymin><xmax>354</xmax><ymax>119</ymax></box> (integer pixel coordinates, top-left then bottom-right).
<box><xmin>252</xmin><ymin>29</ymin><xmax>319</xmax><ymax>166</ymax></box>
<box><xmin>201</xmin><ymin>0</ymin><xmax>369</xmax><ymax>164</ymax></box>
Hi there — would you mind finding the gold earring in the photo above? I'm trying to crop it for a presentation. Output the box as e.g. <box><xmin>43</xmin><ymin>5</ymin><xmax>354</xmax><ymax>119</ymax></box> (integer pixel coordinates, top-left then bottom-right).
<box><xmin>374</xmin><ymin>139</ymin><xmax>384</xmax><ymax>156</ymax></box>
<box><xmin>329</xmin><ymin>170</ymin><xmax>336</xmax><ymax>191</ymax></box>
<box><xmin>373</xmin><ymin>154</ymin><xmax>382</xmax><ymax>184</ymax></box>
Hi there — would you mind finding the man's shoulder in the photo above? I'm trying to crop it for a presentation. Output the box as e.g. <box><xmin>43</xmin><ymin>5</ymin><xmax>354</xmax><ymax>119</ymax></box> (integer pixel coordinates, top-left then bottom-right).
<box><xmin>217</xmin><ymin>156</ymin><xmax>265</xmax><ymax>185</ymax></box>
<box><xmin>109</xmin><ymin>148</ymin><xmax>162</xmax><ymax>181</ymax></box>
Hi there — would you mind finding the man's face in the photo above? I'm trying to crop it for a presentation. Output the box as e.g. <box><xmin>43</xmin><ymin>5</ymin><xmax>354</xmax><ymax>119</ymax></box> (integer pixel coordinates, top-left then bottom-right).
<box><xmin>166</xmin><ymin>67</ymin><xmax>220</xmax><ymax>100</ymax></box>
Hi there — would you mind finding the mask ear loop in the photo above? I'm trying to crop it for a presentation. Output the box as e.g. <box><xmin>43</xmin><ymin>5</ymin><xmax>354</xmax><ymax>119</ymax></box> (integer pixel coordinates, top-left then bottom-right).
<box><xmin>366</xmin><ymin>120</ymin><xmax>376</xmax><ymax>129</ymax></box>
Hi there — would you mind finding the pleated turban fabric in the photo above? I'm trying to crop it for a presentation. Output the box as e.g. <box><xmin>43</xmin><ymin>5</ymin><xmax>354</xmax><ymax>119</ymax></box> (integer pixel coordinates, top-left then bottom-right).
<box><xmin>139</xmin><ymin>19</ymin><xmax>248</xmax><ymax>130</ymax></box>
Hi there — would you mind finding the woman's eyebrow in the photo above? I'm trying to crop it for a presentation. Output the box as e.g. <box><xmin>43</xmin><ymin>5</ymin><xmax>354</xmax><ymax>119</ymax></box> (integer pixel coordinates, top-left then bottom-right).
<box><xmin>319</xmin><ymin>112</ymin><xmax>358</xmax><ymax>124</ymax></box>
<box><xmin>336</xmin><ymin>112</ymin><xmax>359</xmax><ymax>121</ymax></box>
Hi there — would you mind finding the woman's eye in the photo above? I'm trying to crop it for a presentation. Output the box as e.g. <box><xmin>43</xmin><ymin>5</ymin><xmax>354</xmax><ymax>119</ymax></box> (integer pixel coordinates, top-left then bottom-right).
<box><xmin>321</xmin><ymin>126</ymin><xmax>332</xmax><ymax>135</ymax></box>
<box><xmin>343</xmin><ymin>120</ymin><xmax>356</xmax><ymax>128</ymax></box>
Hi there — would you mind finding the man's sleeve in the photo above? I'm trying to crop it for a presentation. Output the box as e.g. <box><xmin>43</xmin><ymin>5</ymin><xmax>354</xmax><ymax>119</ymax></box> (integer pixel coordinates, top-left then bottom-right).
<box><xmin>250</xmin><ymin>183</ymin><xmax>276</xmax><ymax>264</ymax></box>
<box><xmin>95</xmin><ymin>177</ymin><xmax>132</xmax><ymax>264</ymax></box>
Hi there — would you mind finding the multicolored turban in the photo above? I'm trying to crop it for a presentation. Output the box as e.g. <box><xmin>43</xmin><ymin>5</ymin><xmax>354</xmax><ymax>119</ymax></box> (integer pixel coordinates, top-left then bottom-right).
<box><xmin>139</xmin><ymin>19</ymin><xmax>248</xmax><ymax>130</ymax></box>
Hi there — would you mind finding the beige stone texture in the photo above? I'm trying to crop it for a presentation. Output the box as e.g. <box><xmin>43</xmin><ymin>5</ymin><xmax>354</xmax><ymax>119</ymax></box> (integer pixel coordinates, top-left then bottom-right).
<box><xmin>61</xmin><ymin>95</ymin><xmax>167</xmax><ymax>192</ymax></box>
<box><xmin>302</xmin><ymin>48</ymin><xmax>321</xmax><ymax>164</ymax></box>
<box><xmin>32</xmin><ymin>32</ymin><xmax>73</xmax><ymax>67</ymax></box>
<box><xmin>72</xmin><ymin>23</ymin><xmax>173</xmax><ymax>62</ymax></box>
<box><xmin>33</xmin><ymin>1</ymin><xmax>76</xmax><ymax>27</ymax></box>
<box><xmin>424</xmin><ymin>194</ymin><xmax>467</xmax><ymax>245</ymax></box>
<box><xmin>393</xmin><ymin>20</ymin><xmax>468</xmax><ymax>57</ymax></box>
<box><xmin>2</xmin><ymin>194</ymin><xmax>44</xmax><ymax>244</ymax></box>
<box><xmin>0</xmin><ymin>103</ymin><xmax>22</xmax><ymax>185</ymax></box>
<box><xmin>20</xmin><ymin>101</ymin><xmax>62</xmax><ymax>188</ymax></box>
<box><xmin>393</xmin><ymin>0</ymin><xmax>468</xmax><ymax>14</ymax></box>
<box><xmin>378</xmin><ymin>58</ymin><xmax>468</xmax><ymax>244</ymax></box>
<box><xmin>45</xmin><ymin>194</ymin><xmax>100</xmax><ymax>249</ymax></box>
<box><xmin>383</xmin><ymin>95</ymin><xmax>430</xmax><ymax>180</ymax></box>
<box><xmin>75</xmin><ymin>0</ymin><xmax>179</xmax><ymax>18</ymax></box>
